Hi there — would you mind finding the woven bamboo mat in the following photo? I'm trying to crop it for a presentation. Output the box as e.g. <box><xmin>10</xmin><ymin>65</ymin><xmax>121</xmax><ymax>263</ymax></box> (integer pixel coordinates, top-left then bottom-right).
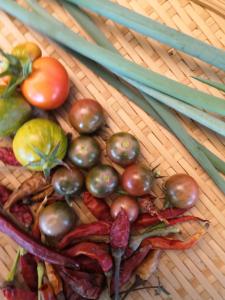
<box><xmin>0</xmin><ymin>0</ymin><xmax>225</xmax><ymax>299</ymax></box>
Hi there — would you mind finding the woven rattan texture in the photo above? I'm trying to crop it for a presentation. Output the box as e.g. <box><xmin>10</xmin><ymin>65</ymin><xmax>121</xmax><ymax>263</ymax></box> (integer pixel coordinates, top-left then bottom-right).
<box><xmin>0</xmin><ymin>0</ymin><xmax>225</xmax><ymax>299</ymax></box>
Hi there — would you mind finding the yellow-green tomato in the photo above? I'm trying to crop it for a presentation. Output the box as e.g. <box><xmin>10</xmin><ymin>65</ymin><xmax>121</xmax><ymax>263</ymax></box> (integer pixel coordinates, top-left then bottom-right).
<box><xmin>13</xmin><ymin>118</ymin><xmax>67</xmax><ymax>173</ymax></box>
<box><xmin>39</xmin><ymin>202</ymin><xmax>76</xmax><ymax>237</ymax></box>
<box><xmin>0</xmin><ymin>92</ymin><xmax>31</xmax><ymax>137</ymax></box>
<box><xmin>12</xmin><ymin>41</ymin><xmax>42</xmax><ymax>61</ymax></box>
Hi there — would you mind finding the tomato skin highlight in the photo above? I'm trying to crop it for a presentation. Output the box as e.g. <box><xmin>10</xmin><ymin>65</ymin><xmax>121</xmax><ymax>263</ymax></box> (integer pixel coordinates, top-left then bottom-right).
<box><xmin>69</xmin><ymin>99</ymin><xmax>104</xmax><ymax>134</ymax></box>
<box><xmin>122</xmin><ymin>164</ymin><xmax>154</xmax><ymax>196</ymax></box>
<box><xmin>165</xmin><ymin>174</ymin><xmax>199</xmax><ymax>209</ymax></box>
<box><xmin>21</xmin><ymin>57</ymin><xmax>69</xmax><ymax>110</ymax></box>
<box><xmin>12</xmin><ymin>118</ymin><xmax>68</xmax><ymax>172</ymax></box>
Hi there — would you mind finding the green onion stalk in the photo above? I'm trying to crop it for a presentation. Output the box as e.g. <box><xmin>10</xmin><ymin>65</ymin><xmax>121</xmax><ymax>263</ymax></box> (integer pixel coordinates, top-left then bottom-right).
<box><xmin>0</xmin><ymin>0</ymin><xmax>225</xmax><ymax>194</ymax></box>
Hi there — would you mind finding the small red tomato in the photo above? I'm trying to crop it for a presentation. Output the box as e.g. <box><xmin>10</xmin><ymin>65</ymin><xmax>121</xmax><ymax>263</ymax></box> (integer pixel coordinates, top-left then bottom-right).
<box><xmin>122</xmin><ymin>164</ymin><xmax>154</xmax><ymax>196</ymax></box>
<box><xmin>21</xmin><ymin>57</ymin><xmax>69</xmax><ymax>110</ymax></box>
<box><xmin>111</xmin><ymin>196</ymin><xmax>139</xmax><ymax>222</ymax></box>
<box><xmin>69</xmin><ymin>99</ymin><xmax>104</xmax><ymax>134</ymax></box>
<box><xmin>165</xmin><ymin>174</ymin><xmax>199</xmax><ymax>209</ymax></box>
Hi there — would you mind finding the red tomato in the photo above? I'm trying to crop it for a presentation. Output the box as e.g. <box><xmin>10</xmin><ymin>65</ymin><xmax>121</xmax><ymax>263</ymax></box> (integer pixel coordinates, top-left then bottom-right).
<box><xmin>21</xmin><ymin>57</ymin><xmax>69</xmax><ymax>110</ymax></box>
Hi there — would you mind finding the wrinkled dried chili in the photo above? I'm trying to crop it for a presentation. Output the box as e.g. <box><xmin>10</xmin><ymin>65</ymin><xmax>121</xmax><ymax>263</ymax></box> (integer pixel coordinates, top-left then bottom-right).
<box><xmin>39</xmin><ymin>283</ymin><xmax>56</xmax><ymax>300</ymax></box>
<box><xmin>45</xmin><ymin>262</ymin><xmax>63</xmax><ymax>296</ymax></box>
<box><xmin>0</xmin><ymin>147</ymin><xmax>20</xmax><ymax>166</ymax></box>
<box><xmin>58</xmin><ymin>221</ymin><xmax>111</xmax><ymax>249</ymax></box>
<box><xmin>2</xmin><ymin>286</ymin><xmax>37</xmax><ymax>300</ymax></box>
<box><xmin>73</xmin><ymin>255</ymin><xmax>102</xmax><ymax>273</ymax></box>
<box><xmin>83</xmin><ymin>192</ymin><xmax>112</xmax><ymax>221</ymax></box>
<box><xmin>58</xmin><ymin>267</ymin><xmax>104</xmax><ymax>299</ymax></box>
<box><xmin>132</xmin><ymin>208</ymin><xmax>187</xmax><ymax>230</ymax></box>
<box><xmin>0</xmin><ymin>210</ymin><xmax>79</xmax><ymax>268</ymax></box>
<box><xmin>65</xmin><ymin>242</ymin><xmax>112</xmax><ymax>273</ymax></box>
<box><xmin>142</xmin><ymin>227</ymin><xmax>207</xmax><ymax>250</ymax></box>
<box><xmin>110</xmin><ymin>209</ymin><xmax>130</xmax><ymax>300</ymax></box>
<box><xmin>4</xmin><ymin>173</ymin><xmax>47</xmax><ymax>210</ymax></box>
<box><xmin>111</xmin><ymin>245</ymin><xmax>151</xmax><ymax>294</ymax></box>
<box><xmin>19</xmin><ymin>253</ymin><xmax>38</xmax><ymax>291</ymax></box>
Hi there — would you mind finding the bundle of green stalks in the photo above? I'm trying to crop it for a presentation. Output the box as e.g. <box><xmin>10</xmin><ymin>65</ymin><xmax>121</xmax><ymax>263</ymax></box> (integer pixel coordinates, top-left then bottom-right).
<box><xmin>0</xmin><ymin>0</ymin><xmax>224</xmax><ymax>194</ymax></box>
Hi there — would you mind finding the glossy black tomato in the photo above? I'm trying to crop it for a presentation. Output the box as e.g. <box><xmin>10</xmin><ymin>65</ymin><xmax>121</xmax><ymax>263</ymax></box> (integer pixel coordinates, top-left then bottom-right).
<box><xmin>52</xmin><ymin>166</ymin><xmax>84</xmax><ymax>197</ymax></box>
<box><xmin>68</xmin><ymin>136</ymin><xmax>101</xmax><ymax>169</ymax></box>
<box><xmin>69</xmin><ymin>99</ymin><xmax>104</xmax><ymax>134</ymax></box>
<box><xmin>86</xmin><ymin>164</ymin><xmax>119</xmax><ymax>198</ymax></box>
<box><xmin>106</xmin><ymin>132</ymin><xmax>140</xmax><ymax>166</ymax></box>
<box><xmin>165</xmin><ymin>174</ymin><xmax>199</xmax><ymax>209</ymax></box>
<box><xmin>39</xmin><ymin>202</ymin><xmax>76</xmax><ymax>237</ymax></box>
<box><xmin>122</xmin><ymin>164</ymin><xmax>154</xmax><ymax>196</ymax></box>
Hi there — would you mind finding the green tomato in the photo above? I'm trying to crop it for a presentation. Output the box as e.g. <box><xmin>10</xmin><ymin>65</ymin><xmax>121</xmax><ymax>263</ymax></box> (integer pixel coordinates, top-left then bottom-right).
<box><xmin>13</xmin><ymin>118</ymin><xmax>67</xmax><ymax>175</ymax></box>
<box><xmin>0</xmin><ymin>93</ymin><xmax>31</xmax><ymax>137</ymax></box>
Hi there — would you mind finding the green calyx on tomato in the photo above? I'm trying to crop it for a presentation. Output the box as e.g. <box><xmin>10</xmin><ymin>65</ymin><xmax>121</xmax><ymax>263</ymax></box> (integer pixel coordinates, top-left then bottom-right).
<box><xmin>0</xmin><ymin>48</ymin><xmax>32</xmax><ymax>98</ymax></box>
<box><xmin>0</xmin><ymin>91</ymin><xmax>31</xmax><ymax>137</ymax></box>
<box><xmin>13</xmin><ymin>118</ymin><xmax>68</xmax><ymax>178</ymax></box>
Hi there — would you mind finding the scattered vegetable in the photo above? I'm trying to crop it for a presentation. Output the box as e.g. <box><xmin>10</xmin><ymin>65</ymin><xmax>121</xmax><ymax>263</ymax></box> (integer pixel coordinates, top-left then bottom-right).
<box><xmin>165</xmin><ymin>174</ymin><xmax>199</xmax><ymax>208</ymax></box>
<box><xmin>39</xmin><ymin>201</ymin><xmax>76</xmax><ymax>237</ymax></box>
<box><xmin>122</xmin><ymin>164</ymin><xmax>156</xmax><ymax>196</ymax></box>
<box><xmin>68</xmin><ymin>136</ymin><xmax>101</xmax><ymax>169</ymax></box>
<box><xmin>111</xmin><ymin>196</ymin><xmax>139</xmax><ymax>222</ymax></box>
<box><xmin>21</xmin><ymin>57</ymin><xmax>69</xmax><ymax>110</ymax></box>
<box><xmin>83</xmin><ymin>191</ymin><xmax>112</xmax><ymax>221</ymax></box>
<box><xmin>20</xmin><ymin>253</ymin><xmax>38</xmax><ymax>291</ymax></box>
<box><xmin>0</xmin><ymin>147</ymin><xmax>20</xmax><ymax>166</ymax></box>
<box><xmin>12</xmin><ymin>42</ymin><xmax>42</xmax><ymax>61</ymax></box>
<box><xmin>69</xmin><ymin>99</ymin><xmax>104</xmax><ymax>134</ymax></box>
<box><xmin>107</xmin><ymin>132</ymin><xmax>140</xmax><ymax>166</ymax></box>
<box><xmin>2</xmin><ymin>286</ymin><xmax>37</xmax><ymax>300</ymax></box>
<box><xmin>110</xmin><ymin>209</ymin><xmax>130</xmax><ymax>300</ymax></box>
<box><xmin>86</xmin><ymin>164</ymin><xmax>119</xmax><ymax>198</ymax></box>
<box><xmin>58</xmin><ymin>220</ymin><xmax>112</xmax><ymax>249</ymax></box>
<box><xmin>12</xmin><ymin>118</ymin><xmax>68</xmax><ymax>177</ymax></box>
<box><xmin>136</xmin><ymin>250</ymin><xmax>162</xmax><ymax>281</ymax></box>
<box><xmin>52</xmin><ymin>166</ymin><xmax>84</xmax><ymax>204</ymax></box>
<box><xmin>4</xmin><ymin>173</ymin><xmax>46</xmax><ymax>210</ymax></box>
<box><xmin>0</xmin><ymin>93</ymin><xmax>31</xmax><ymax>137</ymax></box>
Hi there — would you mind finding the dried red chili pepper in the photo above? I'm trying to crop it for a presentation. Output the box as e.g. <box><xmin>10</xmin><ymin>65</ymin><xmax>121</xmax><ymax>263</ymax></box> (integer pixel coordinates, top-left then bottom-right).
<box><xmin>111</xmin><ymin>245</ymin><xmax>151</xmax><ymax>294</ymax></box>
<box><xmin>132</xmin><ymin>208</ymin><xmax>187</xmax><ymax>230</ymax></box>
<box><xmin>65</xmin><ymin>242</ymin><xmax>113</xmax><ymax>273</ymax></box>
<box><xmin>19</xmin><ymin>253</ymin><xmax>38</xmax><ymax>291</ymax></box>
<box><xmin>167</xmin><ymin>215</ymin><xmax>208</xmax><ymax>226</ymax></box>
<box><xmin>74</xmin><ymin>255</ymin><xmax>103</xmax><ymax>273</ymax></box>
<box><xmin>141</xmin><ymin>227</ymin><xmax>207</xmax><ymax>250</ymax></box>
<box><xmin>0</xmin><ymin>209</ymin><xmax>79</xmax><ymax>268</ymax></box>
<box><xmin>83</xmin><ymin>192</ymin><xmax>112</xmax><ymax>221</ymax></box>
<box><xmin>63</xmin><ymin>280</ymin><xmax>86</xmax><ymax>300</ymax></box>
<box><xmin>58</xmin><ymin>267</ymin><xmax>104</xmax><ymax>299</ymax></box>
<box><xmin>110</xmin><ymin>209</ymin><xmax>130</xmax><ymax>300</ymax></box>
<box><xmin>0</xmin><ymin>184</ymin><xmax>33</xmax><ymax>228</ymax></box>
<box><xmin>2</xmin><ymin>286</ymin><xmax>37</xmax><ymax>300</ymax></box>
<box><xmin>0</xmin><ymin>184</ymin><xmax>11</xmax><ymax>205</ymax></box>
<box><xmin>0</xmin><ymin>147</ymin><xmax>20</xmax><ymax>166</ymax></box>
<box><xmin>58</xmin><ymin>220</ymin><xmax>112</xmax><ymax>249</ymax></box>
<box><xmin>39</xmin><ymin>283</ymin><xmax>56</xmax><ymax>300</ymax></box>
<box><xmin>10</xmin><ymin>204</ymin><xmax>33</xmax><ymax>228</ymax></box>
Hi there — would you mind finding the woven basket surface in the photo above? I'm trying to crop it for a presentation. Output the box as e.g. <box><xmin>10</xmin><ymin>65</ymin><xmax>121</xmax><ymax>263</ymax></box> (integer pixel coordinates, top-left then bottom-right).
<box><xmin>0</xmin><ymin>0</ymin><xmax>225</xmax><ymax>299</ymax></box>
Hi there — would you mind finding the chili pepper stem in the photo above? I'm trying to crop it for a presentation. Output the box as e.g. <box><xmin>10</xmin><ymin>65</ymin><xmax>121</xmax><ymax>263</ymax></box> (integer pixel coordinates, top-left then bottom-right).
<box><xmin>105</xmin><ymin>270</ymin><xmax>112</xmax><ymax>298</ymax></box>
<box><xmin>37</xmin><ymin>262</ymin><xmax>45</xmax><ymax>300</ymax></box>
<box><xmin>113</xmin><ymin>248</ymin><xmax>124</xmax><ymax>300</ymax></box>
<box><xmin>6</xmin><ymin>247</ymin><xmax>22</xmax><ymax>282</ymax></box>
<box><xmin>65</xmin><ymin>195</ymin><xmax>73</xmax><ymax>207</ymax></box>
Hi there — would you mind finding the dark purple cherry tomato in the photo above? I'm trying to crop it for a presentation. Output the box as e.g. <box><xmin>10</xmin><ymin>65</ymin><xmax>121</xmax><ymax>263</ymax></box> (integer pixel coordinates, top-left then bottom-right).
<box><xmin>106</xmin><ymin>132</ymin><xmax>140</xmax><ymax>166</ymax></box>
<box><xmin>69</xmin><ymin>99</ymin><xmax>104</xmax><ymax>134</ymax></box>
<box><xmin>39</xmin><ymin>201</ymin><xmax>76</xmax><ymax>237</ymax></box>
<box><xmin>68</xmin><ymin>136</ymin><xmax>101</xmax><ymax>169</ymax></box>
<box><xmin>111</xmin><ymin>196</ymin><xmax>139</xmax><ymax>222</ymax></box>
<box><xmin>165</xmin><ymin>174</ymin><xmax>199</xmax><ymax>209</ymax></box>
<box><xmin>122</xmin><ymin>164</ymin><xmax>154</xmax><ymax>196</ymax></box>
<box><xmin>86</xmin><ymin>164</ymin><xmax>119</xmax><ymax>198</ymax></box>
<box><xmin>52</xmin><ymin>166</ymin><xmax>84</xmax><ymax>197</ymax></box>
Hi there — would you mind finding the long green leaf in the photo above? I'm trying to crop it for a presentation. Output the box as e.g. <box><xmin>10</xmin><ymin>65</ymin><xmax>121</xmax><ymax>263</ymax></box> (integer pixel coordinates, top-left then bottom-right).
<box><xmin>59</xmin><ymin>4</ymin><xmax>225</xmax><ymax>192</ymax></box>
<box><xmin>62</xmin><ymin>3</ymin><xmax>225</xmax><ymax>172</ymax></box>
<box><xmin>1</xmin><ymin>0</ymin><xmax>225</xmax><ymax>116</ymax></box>
<box><xmin>66</xmin><ymin>0</ymin><xmax>225</xmax><ymax>72</ymax></box>
<box><xmin>123</xmin><ymin>78</ymin><xmax>225</xmax><ymax>137</ymax></box>
<box><xmin>193</xmin><ymin>76</ymin><xmax>225</xmax><ymax>93</ymax></box>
